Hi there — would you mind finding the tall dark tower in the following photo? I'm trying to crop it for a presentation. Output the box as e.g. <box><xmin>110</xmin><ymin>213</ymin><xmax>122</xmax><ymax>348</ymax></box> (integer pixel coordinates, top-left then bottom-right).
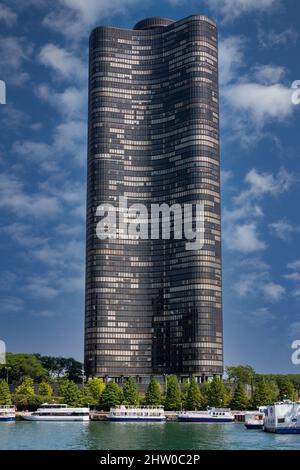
<box><xmin>85</xmin><ymin>15</ymin><xmax>223</xmax><ymax>383</ymax></box>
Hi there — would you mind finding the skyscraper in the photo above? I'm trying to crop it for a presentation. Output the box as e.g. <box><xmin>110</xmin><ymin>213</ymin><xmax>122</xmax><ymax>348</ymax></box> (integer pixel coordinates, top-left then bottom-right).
<box><xmin>85</xmin><ymin>15</ymin><xmax>223</xmax><ymax>383</ymax></box>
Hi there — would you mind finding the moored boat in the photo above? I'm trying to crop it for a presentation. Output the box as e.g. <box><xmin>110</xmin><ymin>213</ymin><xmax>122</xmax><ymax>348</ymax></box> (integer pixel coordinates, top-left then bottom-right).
<box><xmin>0</xmin><ymin>405</ymin><xmax>16</xmax><ymax>422</ymax></box>
<box><xmin>177</xmin><ymin>407</ymin><xmax>234</xmax><ymax>423</ymax></box>
<box><xmin>263</xmin><ymin>400</ymin><xmax>300</xmax><ymax>434</ymax></box>
<box><xmin>244</xmin><ymin>411</ymin><xmax>264</xmax><ymax>430</ymax></box>
<box><xmin>22</xmin><ymin>403</ymin><xmax>90</xmax><ymax>422</ymax></box>
<box><xmin>107</xmin><ymin>405</ymin><xmax>166</xmax><ymax>422</ymax></box>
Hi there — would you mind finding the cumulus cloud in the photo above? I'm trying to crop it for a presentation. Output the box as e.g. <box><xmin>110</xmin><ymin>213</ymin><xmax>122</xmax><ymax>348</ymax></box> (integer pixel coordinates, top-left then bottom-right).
<box><xmin>258</xmin><ymin>26</ymin><xmax>298</xmax><ymax>48</ymax></box>
<box><xmin>219</xmin><ymin>36</ymin><xmax>244</xmax><ymax>85</ymax></box>
<box><xmin>37</xmin><ymin>84</ymin><xmax>87</xmax><ymax>119</ymax></box>
<box><xmin>205</xmin><ymin>0</ymin><xmax>281</xmax><ymax>22</ymax></box>
<box><xmin>269</xmin><ymin>220</ymin><xmax>300</xmax><ymax>241</ymax></box>
<box><xmin>223</xmin><ymin>167</ymin><xmax>293</xmax><ymax>253</ymax></box>
<box><xmin>252</xmin><ymin>64</ymin><xmax>286</xmax><ymax>85</ymax></box>
<box><xmin>234</xmin><ymin>168</ymin><xmax>294</xmax><ymax>205</ymax></box>
<box><xmin>262</xmin><ymin>282</ymin><xmax>285</xmax><ymax>301</ymax></box>
<box><xmin>224</xmin><ymin>82</ymin><xmax>293</xmax><ymax>125</ymax></box>
<box><xmin>43</xmin><ymin>0</ymin><xmax>141</xmax><ymax>38</ymax></box>
<box><xmin>0</xmin><ymin>173</ymin><xmax>60</xmax><ymax>217</ymax></box>
<box><xmin>0</xmin><ymin>36</ymin><xmax>32</xmax><ymax>85</ymax></box>
<box><xmin>38</xmin><ymin>44</ymin><xmax>87</xmax><ymax>82</ymax></box>
<box><xmin>287</xmin><ymin>260</ymin><xmax>300</xmax><ymax>271</ymax></box>
<box><xmin>0</xmin><ymin>4</ymin><xmax>17</xmax><ymax>26</ymax></box>
<box><xmin>228</xmin><ymin>223</ymin><xmax>266</xmax><ymax>253</ymax></box>
<box><xmin>232</xmin><ymin>257</ymin><xmax>284</xmax><ymax>303</ymax></box>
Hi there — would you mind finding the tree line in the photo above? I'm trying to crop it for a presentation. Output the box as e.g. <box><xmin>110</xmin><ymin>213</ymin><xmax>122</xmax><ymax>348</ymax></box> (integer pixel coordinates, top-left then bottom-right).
<box><xmin>0</xmin><ymin>358</ymin><xmax>299</xmax><ymax>411</ymax></box>
<box><xmin>0</xmin><ymin>373</ymin><xmax>298</xmax><ymax>411</ymax></box>
<box><xmin>0</xmin><ymin>353</ymin><xmax>83</xmax><ymax>383</ymax></box>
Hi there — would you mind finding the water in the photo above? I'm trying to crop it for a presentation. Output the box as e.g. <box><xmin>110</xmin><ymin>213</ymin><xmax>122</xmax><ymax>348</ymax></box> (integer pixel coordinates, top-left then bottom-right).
<box><xmin>0</xmin><ymin>422</ymin><xmax>300</xmax><ymax>450</ymax></box>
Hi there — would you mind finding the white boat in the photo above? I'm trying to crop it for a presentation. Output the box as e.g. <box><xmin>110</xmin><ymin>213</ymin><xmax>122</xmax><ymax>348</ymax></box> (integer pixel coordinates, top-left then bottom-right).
<box><xmin>244</xmin><ymin>411</ymin><xmax>264</xmax><ymax>430</ymax></box>
<box><xmin>22</xmin><ymin>403</ymin><xmax>90</xmax><ymax>421</ymax></box>
<box><xmin>264</xmin><ymin>400</ymin><xmax>300</xmax><ymax>434</ymax></box>
<box><xmin>177</xmin><ymin>407</ymin><xmax>234</xmax><ymax>423</ymax></box>
<box><xmin>0</xmin><ymin>405</ymin><xmax>16</xmax><ymax>422</ymax></box>
<box><xmin>107</xmin><ymin>405</ymin><xmax>166</xmax><ymax>422</ymax></box>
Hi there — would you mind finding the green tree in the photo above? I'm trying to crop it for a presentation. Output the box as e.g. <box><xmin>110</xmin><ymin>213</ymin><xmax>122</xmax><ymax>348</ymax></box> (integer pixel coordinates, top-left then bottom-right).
<box><xmin>15</xmin><ymin>377</ymin><xmax>35</xmax><ymax>396</ymax></box>
<box><xmin>0</xmin><ymin>353</ymin><xmax>47</xmax><ymax>384</ymax></box>
<box><xmin>252</xmin><ymin>379</ymin><xmax>273</xmax><ymax>408</ymax></box>
<box><xmin>279</xmin><ymin>378</ymin><xmax>297</xmax><ymax>401</ymax></box>
<box><xmin>35</xmin><ymin>355</ymin><xmax>83</xmax><ymax>381</ymax></box>
<box><xmin>207</xmin><ymin>377</ymin><xmax>225</xmax><ymax>407</ymax></box>
<box><xmin>100</xmin><ymin>381</ymin><xmax>122</xmax><ymax>411</ymax></box>
<box><xmin>164</xmin><ymin>375</ymin><xmax>181</xmax><ymax>411</ymax></box>
<box><xmin>266</xmin><ymin>380</ymin><xmax>279</xmax><ymax>402</ymax></box>
<box><xmin>58</xmin><ymin>378</ymin><xmax>82</xmax><ymax>406</ymax></box>
<box><xmin>0</xmin><ymin>379</ymin><xmax>12</xmax><ymax>405</ymax></box>
<box><xmin>38</xmin><ymin>381</ymin><xmax>53</xmax><ymax>397</ymax></box>
<box><xmin>226</xmin><ymin>365</ymin><xmax>256</xmax><ymax>385</ymax></box>
<box><xmin>145</xmin><ymin>377</ymin><xmax>162</xmax><ymax>406</ymax></box>
<box><xmin>185</xmin><ymin>376</ymin><xmax>203</xmax><ymax>410</ymax></box>
<box><xmin>230</xmin><ymin>383</ymin><xmax>249</xmax><ymax>410</ymax></box>
<box><xmin>181</xmin><ymin>379</ymin><xmax>190</xmax><ymax>410</ymax></box>
<box><xmin>83</xmin><ymin>377</ymin><xmax>105</xmax><ymax>407</ymax></box>
<box><xmin>123</xmin><ymin>377</ymin><xmax>139</xmax><ymax>406</ymax></box>
<box><xmin>200</xmin><ymin>381</ymin><xmax>211</xmax><ymax>407</ymax></box>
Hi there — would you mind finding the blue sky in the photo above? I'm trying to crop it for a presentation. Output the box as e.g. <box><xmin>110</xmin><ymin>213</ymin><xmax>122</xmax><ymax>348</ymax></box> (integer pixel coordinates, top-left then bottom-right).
<box><xmin>0</xmin><ymin>0</ymin><xmax>300</xmax><ymax>373</ymax></box>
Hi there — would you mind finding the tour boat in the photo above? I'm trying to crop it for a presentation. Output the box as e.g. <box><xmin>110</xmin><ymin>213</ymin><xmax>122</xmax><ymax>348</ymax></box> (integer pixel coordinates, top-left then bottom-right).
<box><xmin>22</xmin><ymin>403</ymin><xmax>90</xmax><ymax>421</ymax></box>
<box><xmin>0</xmin><ymin>405</ymin><xmax>16</xmax><ymax>422</ymax></box>
<box><xmin>244</xmin><ymin>411</ymin><xmax>264</xmax><ymax>430</ymax></box>
<box><xmin>177</xmin><ymin>407</ymin><xmax>234</xmax><ymax>423</ymax></box>
<box><xmin>107</xmin><ymin>405</ymin><xmax>166</xmax><ymax>422</ymax></box>
<box><xmin>263</xmin><ymin>400</ymin><xmax>300</xmax><ymax>434</ymax></box>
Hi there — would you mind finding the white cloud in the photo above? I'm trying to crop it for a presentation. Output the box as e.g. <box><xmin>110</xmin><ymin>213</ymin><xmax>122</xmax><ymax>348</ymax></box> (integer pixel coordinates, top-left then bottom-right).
<box><xmin>32</xmin><ymin>239</ymin><xmax>84</xmax><ymax>269</ymax></box>
<box><xmin>223</xmin><ymin>168</ymin><xmax>293</xmax><ymax>253</ymax></box>
<box><xmin>249</xmin><ymin>307</ymin><xmax>275</xmax><ymax>324</ymax></box>
<box><xmin>287</xmin><ymin>260</ymin><xmax>300</xmax><ymax>271</ymax></box>
<box><xmin>1</xmin><ymin>222</ymin><xmax>46</xmax><ymax>248</ymax></box>
<box><xmin>224</xmin><ymin>82</ymin><xmax>293</xmax><ymax>125</ymax></box>
<box><xmin>269</xmin><ymin>220</ymin><xmax>300</xmax><ymax>240</ymax></box>
<box><xmin>38</xmin><ymin>44</ymin><xmax>86</xmax><ymax>82</ymax></box>
<box><xmin>232</xmin><ymin>257</ymin><xmax>284</xmax><ymax>303</ymax></box>
<box><xmin>0</xmin><ymin>173</ymin><xmax>60</xmax><ymax>217</ymax></box>
<box><xmin>12</xmin><ymin>141</ymin><xmax>56</xmax><ymax>172</ymax></box>
<box><xmin>252</xmin><ymin>64</ymin><xmax>286</xmax><ymax>85</ymax></box>
<box><xmin>0</xmin><ymin>5</ymin><xmax>17</xmax><ymax>26</ymax></box>
<box><xmin>0</xmin><ymin>36</ymin><xmax>32</xmax><ymax>85</ymax></box>
<box><xmin>43</xmin><ymin>0</ymin><xmax>141</xmax><ymax>38</ymax></box>
<box><xmin>1</xmin><ymin>296</ymin><xmax>24</xmax><ymax>313</ymax></box>
<box><xmin>221</xmin><ymin>170</ymin><xmax>233</xmax><ymax>185</ymax></box>
<box><xmin>205</xmin><ymin>0</ymin><xmax>281</xmax><ymax>22</ymax></box>
<box><xmin>262</xmin><ymin>282</ymin><xmax>285</xmax><ymax>302</ymax></box>
<box><xmin>13</xmin><ymin>117</ymin><xmax>86</xmax><ymax>169</ymax></box>
<box><xmin>284</xmin><ymin>272</ymin><xmax>300</xmax><ymax>282</ymax></box>
<box><xmin>24</xmin><ymin>276</ymin><xmax>60</xmax><ymax>299</ymax></box>
<box><xmin>288</xmin><ymin>320</ymin><xmax>300</xmax><ymax>338</ymax></box>
<box><xmin>219</xmin><ymin>36</ymin><xmax>244</xmax><ymax>85</ymax></box>
<box><xmin>227</xmin><ymin>223</ymin><xmax>266</xmax><ymax>253</ymax></box>
<box><xmin>37</xmin><ymin>84</ymin><xmax>87</xmax><ymax>119</ymax></box>
<box><xmin>292</xmin><ymin>288</ymin><xmax>300</xmax><ymax>298</ymax></box>
<box><xmin>258</xmin><ymin>27</ymin><xmax>298</xmax><ymax>48</ymax></box>
<box><xmin>234</xmin><ymin>168</ymin><xmax>294</xmax><ymax>205</ymax></box>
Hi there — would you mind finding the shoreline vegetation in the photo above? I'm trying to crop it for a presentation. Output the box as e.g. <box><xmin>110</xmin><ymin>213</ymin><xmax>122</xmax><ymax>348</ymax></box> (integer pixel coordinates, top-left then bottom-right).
<box><xmin>1</xmin><ymin>356</ymin><xmax>299</xmax><ymax>411</ymax></box>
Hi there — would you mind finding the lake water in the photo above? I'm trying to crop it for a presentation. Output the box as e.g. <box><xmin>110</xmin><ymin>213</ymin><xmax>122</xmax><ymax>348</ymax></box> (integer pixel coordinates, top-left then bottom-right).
<box><xmin>0</xmin><ymin>421</ymin><xmax>300</xmax><ymax>450</ymax></box>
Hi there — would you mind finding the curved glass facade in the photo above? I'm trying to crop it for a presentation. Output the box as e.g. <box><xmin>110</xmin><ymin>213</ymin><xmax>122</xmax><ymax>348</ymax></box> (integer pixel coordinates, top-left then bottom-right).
<box><xmin>85</xmin><ymin>15</ymin><xmax>223</xmax><ymax>380</ymax></box>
